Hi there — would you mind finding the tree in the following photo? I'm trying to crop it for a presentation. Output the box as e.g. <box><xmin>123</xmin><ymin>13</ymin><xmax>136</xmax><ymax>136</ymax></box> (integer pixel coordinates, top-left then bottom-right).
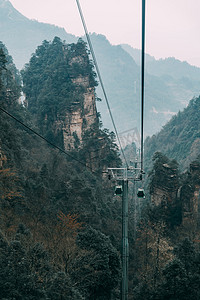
<box><xmin>47</xmin><ymin>272</ymin><xmax>84</xmax><ymax>300</ymax></box>
<box><xmin>0</xmin><ymin>230</ymin><xmax>47</xmax><ymax>299</ymax></box>
<box><xmin>156</xmin><ymin>258</ymin><xmax>188</xmax><ymax>300</ymax></box>
<box><xmin>151</xmin><ymin>238</ymin><xmax>200</xmax><ymax>300</ymax></box>
<box><xmin>70</xmin><ymin>226</ymin><xmax>121</xmax><ymax>299</ymax></box>
<box><xmin>173</xmin><ymin>238</ymin><xmax>196</xmax><ymax>273</ymax></box>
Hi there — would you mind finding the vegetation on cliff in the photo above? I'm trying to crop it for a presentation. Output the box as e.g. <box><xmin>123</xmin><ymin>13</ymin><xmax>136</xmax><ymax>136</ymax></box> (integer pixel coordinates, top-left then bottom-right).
<box><xmin>145</xmin><ymin>95</ymin><xmax>200</xmax><ymax>172</ymax></box>
<box><xmin>0</xmin><ymin>41</ymin><xmax>122</xmax><ymax>299</ymax></box>
<box><xmin>22</xmin><ymin>37</ymin><xmax>97</xmax><ymax>134</ymax></box>
<box><xmin>130</xmin><ymin>151</ymin><xmax>200</xmax><ymax>299</ymax></box>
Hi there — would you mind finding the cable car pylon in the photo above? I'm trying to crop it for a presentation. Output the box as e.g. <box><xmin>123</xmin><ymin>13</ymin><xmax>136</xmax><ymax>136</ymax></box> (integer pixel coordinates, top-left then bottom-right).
<box><xmin>107</xmin><ymin>1</ymin><xmax>146</xmax><ymax>299</ymax></box>
<box><xmin>107</xmin><ymin>164</ymin><xmax>145</xmax><ymax>300</ymax></box>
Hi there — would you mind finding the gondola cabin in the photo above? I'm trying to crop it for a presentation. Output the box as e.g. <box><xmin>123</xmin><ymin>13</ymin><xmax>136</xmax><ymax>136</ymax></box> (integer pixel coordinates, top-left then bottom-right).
<box><xmin>115</xmin><ymin>185</ymin><xmax>123</xmax><ymax>195</ymax></box>
<box><xmin>137</xmin><ymin>188</ymin><xmax>145</xmax><ymax>198</ymax></box>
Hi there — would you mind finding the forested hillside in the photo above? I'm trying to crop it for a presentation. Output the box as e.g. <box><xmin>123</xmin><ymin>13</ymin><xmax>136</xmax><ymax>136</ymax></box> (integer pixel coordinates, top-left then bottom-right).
<box><xmin>122</xmin><ymin>43</ymin><xmax>200</xmax><ymax>81</ymax></box>
<box><xmin>69</xmin><ymin>33</ymin><xmax>200</xmax><ymax>136</ymax></box>
<box><xmin>123</xmin><ymin>86</ymin><xmax>200</xmax><ymax>298</ymax></box>
<box><xmin>0</xmin><ymin>40</ymin><xmax>123</xmax><ymax>299</ymax></box>
<box><xmin>127</xmin><ymin>147</ymin><xmax>200</xmax><ymax>299</ymax></box>
<box><xmin>1</xmin><ymin>34</ymin><xmax>200</xmax><ymax>299</ymax></box>
<box><xmin>144</xmin><ymin>95</ymin><xmax>200</xmax><ymax>172</ymax></box>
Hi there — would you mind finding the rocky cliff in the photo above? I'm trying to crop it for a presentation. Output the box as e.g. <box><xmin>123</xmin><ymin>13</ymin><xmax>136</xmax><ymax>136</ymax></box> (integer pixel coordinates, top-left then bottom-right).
<box><xmin>21</xmin><ymin>37</ymin><xmax>121</xmax><ymax>172</ymax></box>
<box><xmin>180</xmin><ymin>161</ymin><xmax>200</xmax><ymax>227</ymax></box>
<box><xmin>149</xmin><ymin>153</ymin><xmax>200</xmax><ymax>229</ymax></box>
<box><xmin>22</xmin><ymin>38</ymin><xmax>99</xmax><ymax>151</ymax></box>
<box><xmin>61</xmin><ymin>76</ymin><xmax>97</xmax><ymax>151</ymax></box>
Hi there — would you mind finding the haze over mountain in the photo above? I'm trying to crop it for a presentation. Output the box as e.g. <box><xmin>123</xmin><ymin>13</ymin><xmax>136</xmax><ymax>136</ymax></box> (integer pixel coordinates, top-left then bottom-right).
<box><xmin>0</xmin><ymin>0</ymin><xmax>76</xmax><ymax>69</ymax></box>
<box><xmin>121</xmin><ymin>43</ymin><xmax>200</xmax><ymax>82</ymax></box>
<box><xmin>1</xmin><ymin>0</ymin><xmax>200</xmax><ymax>136</ymax></box>
<box><xmin>94</xmin><ymin>35</ymin><xmax>200</xmax><ymax>136</ymax></box>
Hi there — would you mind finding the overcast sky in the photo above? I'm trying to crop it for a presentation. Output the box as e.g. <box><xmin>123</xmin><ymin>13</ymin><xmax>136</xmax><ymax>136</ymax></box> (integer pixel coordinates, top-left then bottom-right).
<box><xmin>10</xmin><ymin>0</ymin><xmax>200</xmax><ymax>67</ymax></box>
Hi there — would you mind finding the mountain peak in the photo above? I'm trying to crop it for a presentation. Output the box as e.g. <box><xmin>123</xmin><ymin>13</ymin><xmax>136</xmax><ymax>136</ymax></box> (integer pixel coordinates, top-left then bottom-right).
<box><xmin>0</xmin><ymin>0</ymin><xmax>28</xmax><ymax>22</ymax></box>
<box><xmin>0</xmin><ymin>0</ymin><xmax>13</xmax><ymax>8</ymax></box>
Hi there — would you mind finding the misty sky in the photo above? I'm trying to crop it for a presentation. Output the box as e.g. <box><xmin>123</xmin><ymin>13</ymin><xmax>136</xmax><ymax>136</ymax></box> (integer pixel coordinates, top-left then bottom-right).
<box><xmin>10</xmin><ymin>0</ymin><xmax>200</xmax><ymax>67</ymax></box>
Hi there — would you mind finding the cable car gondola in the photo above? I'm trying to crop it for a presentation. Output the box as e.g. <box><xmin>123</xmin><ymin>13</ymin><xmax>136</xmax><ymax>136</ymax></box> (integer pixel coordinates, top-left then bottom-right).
<box><xmin>115</xmin><ymin>185</ymin><xmax>123</xmax><ymax>195</ymax></box>
<box><xmin>137</xmin><ymin>188</ymin><xmax>145</xmax><ymax>198</ymax></box>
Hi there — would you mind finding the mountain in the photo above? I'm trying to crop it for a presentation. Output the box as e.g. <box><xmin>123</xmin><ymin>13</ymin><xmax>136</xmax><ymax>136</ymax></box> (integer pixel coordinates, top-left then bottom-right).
<box><xmin>147</xmin><ymin>57</ymin><xmax>200</xmax><ymax>82</ymax></box>
<box><xmin>21</xmin><ymin>37</ymin><xmax>121</xmax><ymax>171</ymax></box>
<box><xmin>121</xmin><ymin>44</ymin><xmax>200</xmax><ymax>104</ymax></box>
<box><xmin>0</xmin><ymin>0</ymin><xmax>77</xmax><ymax>69</ymax></box>
<box><xmin>121</xmin><ymin>43</ymin><xmax>156</xmax><ymax>65</ymax></box>
<box><xmin>144</xmin><ymin>95</ymin><xmax>200</xmax><ymax>172</ymax></box>
<box><xmin>90</xmin><ymin>34</ymin><xmax>185</xmax><ymax>135</ymax></box>
<box><xmin>121</xmin><ymin>43</ymin><xmax>200</xmax><ymax>133</ymax></box>
<box><xmin>121</xmin><ymin>43</ymin><xmax>200</xmax><ymax>81</ymax></box>
<box><xmin>1</xmin><ymin>0</ymin><xmax>200</xmax><ymax>137</ymax></box>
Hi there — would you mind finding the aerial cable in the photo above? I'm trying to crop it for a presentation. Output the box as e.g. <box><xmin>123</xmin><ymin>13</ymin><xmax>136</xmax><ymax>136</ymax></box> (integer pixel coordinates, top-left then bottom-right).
<box><xmin>0</xmin><ymin>107</ymin><xmax>96</xmax><ymax>173</ymax></box>
<box><xmin>75</xmin><ymin>0</ymin><xmax>129</xmax><ymax>168</ymax></box>
<box><xmin>141</xmin><ymin>0</ymin><xmax>146</xmax><ymax>173</ymax></box>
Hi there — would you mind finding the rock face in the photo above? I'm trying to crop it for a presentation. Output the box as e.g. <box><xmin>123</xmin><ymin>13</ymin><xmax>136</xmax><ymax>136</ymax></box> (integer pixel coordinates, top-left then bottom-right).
<box><xmin>181</xmin><ymin>185</ymin><xmax>199</xmax><ymax>227</ymax></box>
<box><xmin>54</xmin><ymin>47</ymin><xmax>99</xmax><ymax>152</ymax></box>
<box><xmin>151</xmin><ymin>163</ymin><xmax>178</xmax><ymax>207</ymax></box>
<box><xmin>150</xmin><ymin>158</ymin><xmax>200</xmax><ymax>228</ymax></box>
<box><xmin>62</xmin><ymin>78</ymin><xmax>97</xmax><ymax>151</ymax></box>
<box><xmin>22</xmin><ymin>38</ymin><xmax>121</xmax><ymax>172</ymax></box>
<box><xmin>22</xmin><ymin>38</ymin><xmax>99</xmax><ymax>153</ymax></box>
<box><xmin>51</xmin><ymin>55</ymin><xmax>98</xmax><ymax>151</ymax></box>
<box><xmin>151</xmin><ymin>187</ymin><xmax>175</xmax><ymax>207</ymax></box>
<box><xmin>181</xmin><ymin>162</ymin><xmax>200</xmax><ymax>227</ymax></box>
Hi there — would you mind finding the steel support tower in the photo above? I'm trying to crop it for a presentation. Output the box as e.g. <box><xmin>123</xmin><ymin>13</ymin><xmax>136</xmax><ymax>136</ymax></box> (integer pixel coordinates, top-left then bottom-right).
<box><xmin>107</xmin><ymin>167</ymin><xmax>143</xmax><ymax>300</ymax></box>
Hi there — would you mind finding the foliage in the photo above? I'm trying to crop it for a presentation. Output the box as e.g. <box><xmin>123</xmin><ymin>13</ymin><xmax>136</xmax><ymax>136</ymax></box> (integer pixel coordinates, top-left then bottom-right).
<box><xmin>57</xmin><ymin>211</ymin><xmax>83</xmax><ymax>236</ymax></box>
<box><xmin>132</xmin><ymin>150</ymin><xmax>200</xmax><ymax>299</ymax></box>
<box><xmin>70</xmin><ymin>226</ymin><xmax>121</xmax><ymax>299</ymax></box>
<box><xmin>133</xmin><ymin>237</ymin><xmax>200</xmax><ymax>300</ymax></box>
<box><xmin>152</xmin><ymin>238</ymin><xmax>200</xmax><ymax>300</ymax></box>
<box><xmin>2</xmin><ymin>37</ymin><xmax>200</xmax><ymax>299</ymax></box>
<box><xmin>47</xmin><ymin>272</ymin><xmax>84</xmax><ymax>300</ymax></box>
<box><xmin>0</xmin><ymin>41</ymin><xmax>122</xmax><ymax>299</ymax></box>
<box><xmin>22</xmin><ymin>37</ymin><xmax>97</xmax><ymax>138</ymax></box>
<box><xmin>0</xmin><ymin>229</ymin><xmax>48</xmax><ymax>299</ymax></box>
<box><xmin>0</xmin><ymin>41</ymin><xmax>21</xmax><ymax>108</ymax></box>
<box><xmin>79</xmin><ymin>126</ymin><xmax>121</xmax><ymax>172</ymax></box>
<box><xmin>0</xmin><ymin>47</ymin><xmax>7</xmax><ymax>90</ymax></box>
<box><xmin>145</xmin><ymin>95</ymin><xmax>200</xmax><ymax>172</ymax></box>
<box><xmin>0</xmin><ymin>166</ymin><xmax>22</xmax><ymax>206</ymax></box>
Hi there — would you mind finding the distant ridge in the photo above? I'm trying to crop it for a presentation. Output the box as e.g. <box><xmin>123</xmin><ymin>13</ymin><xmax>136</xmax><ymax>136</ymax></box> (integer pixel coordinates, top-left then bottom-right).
<box><xmin>0</xmin><ymin>0</ymin><xmax>77</xmax><ymax>69</ymax></box>
<box><xmin>0</xmin><ymin>0</ymin><xmax>28</xmax><ymax>22</ymax></box>
<box><xmin>121</xmin><ymin>43</ymin><xmax>200</xmax><ymax>81</ymax></box>
<box><xmin>0</xmin><ymin>1</ymin><xmax>200</xmax><ymax>135</ymax></box>
<box><xmin>121</xmin><ymin>43</ymin><xmax>155</xmax><ymax>65</ymax></box>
